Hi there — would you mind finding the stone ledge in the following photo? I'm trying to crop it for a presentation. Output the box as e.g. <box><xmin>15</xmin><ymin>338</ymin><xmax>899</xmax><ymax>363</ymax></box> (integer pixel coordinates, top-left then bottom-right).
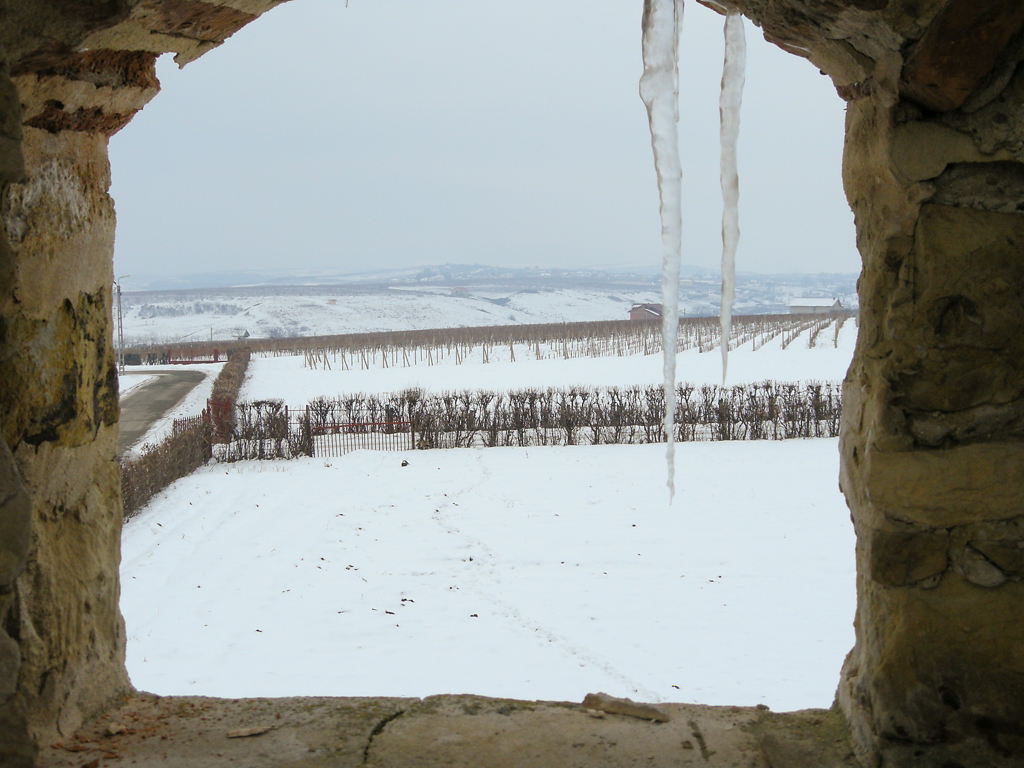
<box><xmin>36</xmin><ymin>693</ymin><xmax>858</xmax><ymax>768</ymax></box>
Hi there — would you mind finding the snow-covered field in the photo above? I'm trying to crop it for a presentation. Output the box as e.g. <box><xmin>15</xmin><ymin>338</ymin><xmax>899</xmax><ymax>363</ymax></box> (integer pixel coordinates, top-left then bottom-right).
<box><xmin>120</xmin><ymin>314</ymin><xmax>857</xmax><ymax>710</ymax></box>
<box><xmin>122</xmin><ymin>441</ymin><xmax>854</xmax><ymax>710</ymax></box>
<box><xmin>123</xmin><ymin>288</ymin><xmax>661</xmax><ymax>345</ymax></box>
<box><xmin>240</xmin><ymin>319</ymin><xmax>856</xmax><ymax>402</ymax></box>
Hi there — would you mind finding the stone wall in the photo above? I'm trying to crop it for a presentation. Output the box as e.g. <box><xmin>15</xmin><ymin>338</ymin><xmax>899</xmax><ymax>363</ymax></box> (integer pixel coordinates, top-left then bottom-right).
<box><xmin>0</xmin><ymin>52</ymin><xmax>37</xmax><ymax>768</ymax></box>
<box><xmin>707</xmin><ymin>1</ymin><xmax>1024</xmax><ymax>764</ymax></box>
<box><xmin>1</xmin><ymin>1</ymin><xmax>1023</xmax><ymax>766</ymax></box>
<box><xmin>838</xmin><ymin>101</ymin><xmax>1024</xmax><ymax>768</ymax></box>
<box><xmin>0</xmin><ymin>2</ymin><xmax>272</xmax><ymax>761</ymax></box>
<box><xmin>1</xmin><ymin>119</ymin><xmax>131</xmax><ymax>744</ymax></box>
<box><xmin>0</xmin><ymin>83</ymin><xmax>132</xmax><ymax>768</ymax></box>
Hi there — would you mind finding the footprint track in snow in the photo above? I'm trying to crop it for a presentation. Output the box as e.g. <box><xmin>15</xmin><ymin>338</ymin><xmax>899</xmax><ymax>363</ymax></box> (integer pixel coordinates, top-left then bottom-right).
<box><xmin>428</xmin><ymin>454</ymin><xmax>660</xmax><ymax>701</ymax></box>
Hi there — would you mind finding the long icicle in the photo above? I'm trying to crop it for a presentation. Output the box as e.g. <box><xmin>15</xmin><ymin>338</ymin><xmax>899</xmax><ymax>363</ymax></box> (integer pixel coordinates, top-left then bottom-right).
<box><xmin>719</xmin><ymin>13</ymin><xmax>745</xmax><ymax>384</ymax></box>
<box><xmin>639</xmin><ymin>0</ymin><xmax>684</xmax><ymax>500</ymax></box>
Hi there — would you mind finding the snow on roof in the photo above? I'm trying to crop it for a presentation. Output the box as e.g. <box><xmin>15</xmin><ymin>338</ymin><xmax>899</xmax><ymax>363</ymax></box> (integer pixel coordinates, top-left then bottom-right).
<box><xmin>788</xmin><ymin>297</ymin><xmax>840</xmax><ymax>308</ymax></box>
<box><xmin>630</xmin><ymin>303</ymin><xmax>663</xmax><ymax>315</ymax></box>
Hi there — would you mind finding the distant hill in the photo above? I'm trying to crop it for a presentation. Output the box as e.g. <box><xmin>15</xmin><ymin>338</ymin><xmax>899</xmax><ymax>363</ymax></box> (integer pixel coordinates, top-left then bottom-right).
<box><xmin>117</xmin><ymin>264</ymin><xmax>857</xmax><ymax>345</ymax></box>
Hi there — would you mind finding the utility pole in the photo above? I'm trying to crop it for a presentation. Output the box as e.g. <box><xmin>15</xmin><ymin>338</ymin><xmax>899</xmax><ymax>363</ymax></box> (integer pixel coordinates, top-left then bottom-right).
<box><xmin>114</xmin><ymin>275</ymin><xmax>130</xmax><ymax>374</ymax></box>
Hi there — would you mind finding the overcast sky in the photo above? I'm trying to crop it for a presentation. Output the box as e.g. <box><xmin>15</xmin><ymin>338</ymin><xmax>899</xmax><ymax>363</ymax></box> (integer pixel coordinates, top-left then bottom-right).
<box><xmin>108</xmin><ymin>0</ymin><xmax>859</xmax><ymax>286</ymax></box>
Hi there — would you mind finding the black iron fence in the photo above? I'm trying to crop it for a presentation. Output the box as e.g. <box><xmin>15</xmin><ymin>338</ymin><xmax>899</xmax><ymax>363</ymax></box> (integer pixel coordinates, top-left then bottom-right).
<box><xmin>308</xmin><ymin>418</ymin><xmax>415</xmax><ymax>455</ymax></box>
<box><xmin>196</xmin><ymin>400</ymin><xmax>414</xmax><ymax>461</ymax></box>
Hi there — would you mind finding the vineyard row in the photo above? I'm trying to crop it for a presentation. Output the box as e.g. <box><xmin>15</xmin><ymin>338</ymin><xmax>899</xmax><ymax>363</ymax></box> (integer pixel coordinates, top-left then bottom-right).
<box><xmin>124</xmin><ymin>312</ymin><xmax>854</xmax><ymax>370</ymax></box>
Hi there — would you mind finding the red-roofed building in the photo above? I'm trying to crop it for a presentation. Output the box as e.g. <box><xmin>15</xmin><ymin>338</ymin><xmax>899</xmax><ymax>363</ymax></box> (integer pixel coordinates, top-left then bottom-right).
<box><xmin>628</xmin><ymin>303</ymin><xmax>663</xmax><ymax>321</ymax></box>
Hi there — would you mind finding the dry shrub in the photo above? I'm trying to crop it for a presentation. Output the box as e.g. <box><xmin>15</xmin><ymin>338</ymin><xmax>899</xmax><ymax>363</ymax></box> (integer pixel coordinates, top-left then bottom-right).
<box><xmin>211</xmin><ymin>347</ymin><xmax>250</xmax><ymax>402</ymax></box>
<box><xmin>121</xmin><ymin>421</ymin><xmax>211</xmax><ymax>521</ymax></box>
<box><xmin>303</xmin><ymin>380</ymin><xmax>842</xmax><ymax>450</ymax></box>
<box><xmin>207</xmin><ymin>347</ymin><xmax>251</xmax><ymax>441</ymax></box>
<box><xmin>219</xmin><ymin>400</ymin><xmax>313</xmax><ymax>461</ymax></box>
<box><xmin>120</xmin><ymin>347</ymin><xmax>252</xmax><ymax>520</ymax></box>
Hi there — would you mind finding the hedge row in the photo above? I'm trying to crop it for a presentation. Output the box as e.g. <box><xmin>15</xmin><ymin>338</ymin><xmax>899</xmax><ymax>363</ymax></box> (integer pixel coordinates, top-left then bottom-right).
<box><xmin>400</xmin><ymin>382</ymin><xmax>840</xmax><ymax>447</ymax></box>
<box><xmin>230</xmin><ymin>380</ymin><xmax>842</xmax><ymax>458</ymax></box>
<box><xmin>210</xmin><ymin>347</ymin><xmax>250</xmax><ymax>402</ymax></box>
<box><xmin>120</xmin><ymin>423</ymin><xmax>212</xmax><ymax>519</ymax></box>
<box><xmin>121</xmin><ymin>348</ymin><xmax>251</xmax><ymax>521</ymax></box>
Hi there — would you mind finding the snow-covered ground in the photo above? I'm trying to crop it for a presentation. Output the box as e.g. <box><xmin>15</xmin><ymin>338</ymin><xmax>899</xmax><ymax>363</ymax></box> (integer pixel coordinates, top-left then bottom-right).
<box><xmin>122</xmin><ymin>440</ymin><xmax>854</xmax><ymax>710</ymax></box>
<box><xmin>240</xmin><ymin>320</ymin><xmax>856</xmax><ymax>402</ymax></box>
<box><xmin>118</xmin><ymin>372</ymin><xmax>158</xmax><ymax>396</ymax></box>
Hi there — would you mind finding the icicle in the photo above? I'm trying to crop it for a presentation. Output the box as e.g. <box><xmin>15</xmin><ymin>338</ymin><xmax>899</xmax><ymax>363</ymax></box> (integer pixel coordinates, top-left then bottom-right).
<box><xmin>719</xmin><ymin>13</ymin><xmax>745</xmax><ymax>385</ymax></box>
<box><xmin>639</xmin><ymin>0</ymin><xmax>684</xmax><ymax>500</ymax></box>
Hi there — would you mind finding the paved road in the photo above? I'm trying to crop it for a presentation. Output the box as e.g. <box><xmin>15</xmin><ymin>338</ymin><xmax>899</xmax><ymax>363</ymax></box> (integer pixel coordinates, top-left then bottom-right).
<box><xmin>118</xmin><ymin>370</ymin><xmax>207</xmax><ymax>456</ymax></box>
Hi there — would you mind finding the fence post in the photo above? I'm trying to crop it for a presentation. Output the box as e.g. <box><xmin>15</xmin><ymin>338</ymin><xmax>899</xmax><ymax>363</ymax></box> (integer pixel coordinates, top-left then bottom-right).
<box><xmin>306</xmin><ymin>404</ymin><xmax>314</xmax><ymax>458</ymax></box>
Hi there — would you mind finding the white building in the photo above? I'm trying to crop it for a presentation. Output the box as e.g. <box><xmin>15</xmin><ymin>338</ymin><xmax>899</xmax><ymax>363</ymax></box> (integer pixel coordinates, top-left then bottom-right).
<box><xmin>788</xmin><ymin>297</ymin><xmax>843</xmax><ymax>314</ymax></box>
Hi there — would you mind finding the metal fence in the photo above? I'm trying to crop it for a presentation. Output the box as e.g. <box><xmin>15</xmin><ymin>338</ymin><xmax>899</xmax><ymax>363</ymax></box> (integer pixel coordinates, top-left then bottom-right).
<box><xmin>173</xmin><ymin>401</ymin><xmax>414</xmax><ymax>460</ymax></box>
<box><xmin>219</xmin><ymin>401</ymin><xmax>414</xmax><ymax>460</ymax></box>
<box><xmin>308</xmin><ymin>418</ymin><xmax>414</xmax><ymax>456</ymax></box>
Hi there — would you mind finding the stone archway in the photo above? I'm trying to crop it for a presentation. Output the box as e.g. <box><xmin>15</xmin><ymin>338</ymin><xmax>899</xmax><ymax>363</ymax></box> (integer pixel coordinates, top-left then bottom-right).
<box><xmin>2</xmin><ymin>1</ymin><xmax>1023</xmax><ymax>766</ymax></box>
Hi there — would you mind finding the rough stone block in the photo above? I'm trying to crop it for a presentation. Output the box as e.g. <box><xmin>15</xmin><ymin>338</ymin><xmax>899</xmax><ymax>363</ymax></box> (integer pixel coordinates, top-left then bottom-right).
<box><xmin>952</xmin><ymin>545</ymin><xmax>1007</xmax><ymax>588</ymax></box>
<box><xmin>1</xmin><ymin>128</ymin><xmax>119</xmax><ymax>451</ymax></box>
<box><xmin>0</xmin><ymin>630</ymin><xmax>19</xmax><ymax>699</ymax></box>
<box><xmin>942</xmin><ymin>64</ymin><xmax>1024</xmax><ymax>157</ymax></box>
<box><xmin>0</xmin><ymin>698</ymin><xmax>36</xmax><ymax>768</ymax></box>
<box><xmin>865</xmin><ymin>443</ymin><xmax>1024</xmax><ymax>527</ymax></box>
<box><xmin>900</xmin><ymin>0</ymin><xmax>1024</xmax><ymax>112</ymax></box>
<box><xmin>890</xmin><ymin>121</ymin><xmax>1009</xmax><ymax>181</ymax></box>
<box><xmin>80</xmin><ymin>0</ymin><xmax>260</xmax><ymax>66</ymax></box>
<box><xmin>911</xmin><ymin>206</ymin><xmax>1024</xmax><ymax>342</ymax></box>
<box><xmin>12</xmin><ymin>59</ymin><xmax>160</xmax><ymax>137</ymax></box>
<box><xmin>856</xmin><ymin>576</ymin><xmax>1024</xmax><ymax>756</ymax></box>
<box><xmin>970</xmin><ymin>539</ymin><xmax>1024</xmax><ymax>579</ymax></box>
<box><xmin>866</xmin><ymin>527</ymin><xmax>948</xmax><ymax>587</ymax></box>
<box><xmin>13</xmin><ymin>430</ymin><xmax>128</xmax><ymax>739</ymax></box>
<box><xmin>0</xmin><ymin>439</ymin><xmax>31</xmax><ymax>589</ymax></box>
<box><xmin>0</xmin><ymin>66</ymin><xmax>25</xmax><ymax>183</ymax></box>
<box><xmin>932</xmin><ymin>161</ymin><xmax>1024</xmax><ymax>214</ymax></box>
<box><xmin>888</xmin><ymin>205</ymin><xmax>1024</xmax><ymax>421</ymax></box>
<box><xmin>1</xmin><ymin>128</ymin><xmax>115</xmax><ymax>312</ymax></box>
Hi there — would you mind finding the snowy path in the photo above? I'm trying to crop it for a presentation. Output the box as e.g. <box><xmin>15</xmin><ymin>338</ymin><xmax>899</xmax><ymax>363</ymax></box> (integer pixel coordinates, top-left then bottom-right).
<box><xmin>117</xmin><ymin>370</ymin><xmax>206</xmax><ymax>456</ymax></box>
<box><xmin>118</xmin><ymin>363</ymin><xmax>223</xmax><ymax>456</ymax></box>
